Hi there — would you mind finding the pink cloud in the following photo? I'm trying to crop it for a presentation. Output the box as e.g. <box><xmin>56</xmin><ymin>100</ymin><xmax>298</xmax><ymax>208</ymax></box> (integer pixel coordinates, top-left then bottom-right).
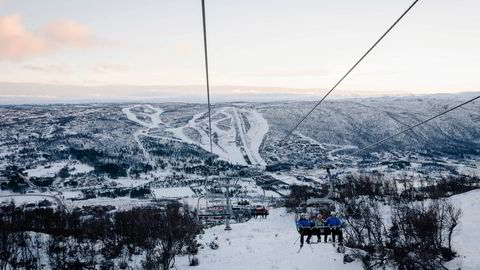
<box><xmin>0</xmin><ymin>15</ymin><xmax>48</xmax><ymax>61</ymax></box>
<box><xmin>0</xmin><ymin>15</ymin><xmax>104</xmax><ymax>61</ymax></box>
<box><xmin>44</xmin><ymin>20</ymin><xmax>96</xmax><ymax>48</ymax></box>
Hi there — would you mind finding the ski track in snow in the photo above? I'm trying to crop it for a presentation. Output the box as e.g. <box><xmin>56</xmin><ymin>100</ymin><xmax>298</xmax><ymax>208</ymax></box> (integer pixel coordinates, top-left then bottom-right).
<box><xmin>168</xmin><ymin>107</ymin><xmax>269</xmax><ymax>166</ymax></box>
<box><xmin>122</xmin><ymin>104</ymin><xmax>165</xmax><ymax>166</ymax></box>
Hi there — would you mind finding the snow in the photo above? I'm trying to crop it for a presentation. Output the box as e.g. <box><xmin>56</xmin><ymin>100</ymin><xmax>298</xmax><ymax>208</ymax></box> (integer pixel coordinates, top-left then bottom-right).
<box><xmin>0</xmin><ymin>194</ymin><xmax>58</xmax><ymax>205</ymax></box>
<box><xmin>67</xmin><ymin>197</ymin><xmax>149</xmax><ymax>210</ymax></box>
<box><xmin>239</xmin><ymin>180</ymin><xmax>284</xmax><ymax>198</ymax></box>
<box><xmin>122</xmin><ymin>104</ymin><xmax>166</xmax><ymax>166</ymax></box>
<box><xmin>26</xmin><ymin>162</ymin><xmax>68</xmax><ymax>177</ymax></box>
<box><xmin>268</xmin><ymin>173</ymin><xmax>313</xmax><ymax>186</ymax></box>
<box><xmin>176</xmin><ymin>208</ymin><xmax>361</xmax><ymax>270</ymax></box>
<box><xmin>168</xmin><ymin>107</ymin><xmax>269</xmax><ymax>166</ymax></box>
<box><xmin>25</xmin><ymin>161</ymin><xmax>93</xmax><ymax>177</ymax></box>
<box><xmin>62</xmin><ymin>191</ymin><xmax>83</xmax><ymax>200</ymax></box>
<box><xmin>152</xmin><ymin>187</ymin><xmax>194</xmax><ymax>199</ymax></box>
<box><xmin>122</xmin><ymin>104</ymin><xmax>164</xmax><ymax>129</ymax></box>
<box><xmin>71</xmin><ymin>163</ymin><xmax>94</xmax><ymax>174</ymax></box>
<box><xmin>176</xmin><ymin>188</ymin><xmax>480</xmax><ymax>270</ymax></box>
<box><xmin>113</xmin><ymin>177</ymin><xmax>152</xmax><ymax>188</ymax></box>
<box><xmin>456</xmin><ymin>161</ymin><xmax>480</xmax><ymax>177</ymax></box>
<box><xmin>446</xmin><ymin>189</ymin><xmax>480</xmax><ymax>270</ymax></box>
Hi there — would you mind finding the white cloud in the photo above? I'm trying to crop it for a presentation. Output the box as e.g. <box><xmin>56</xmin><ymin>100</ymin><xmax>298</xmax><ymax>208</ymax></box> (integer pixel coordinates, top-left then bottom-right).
<box><xmin>92</xmin><ymin>63</ymin><xmax>128</xmax><ymax>73</ymax></box>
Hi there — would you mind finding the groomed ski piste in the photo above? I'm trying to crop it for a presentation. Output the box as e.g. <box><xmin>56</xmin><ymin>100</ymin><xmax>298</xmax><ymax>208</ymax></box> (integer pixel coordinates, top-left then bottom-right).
<box><xmin>168</xmin><ymin>107</ymin><xmax>269</xmax><ymax>166</ymax></box>
<box><xmin>122</xmin><ymin>105</ymin><xmax>165</xmax><ymax>166</ymax></box>
<box><xmin>123</xmin><ymin>104</ymin><xmax>269</xmax><ymax>166</ymax></box>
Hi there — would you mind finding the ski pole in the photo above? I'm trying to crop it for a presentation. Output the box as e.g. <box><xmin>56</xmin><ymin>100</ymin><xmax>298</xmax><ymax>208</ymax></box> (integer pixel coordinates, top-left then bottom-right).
<box><xmin>293</xmin><ymin>235</ymin><xmax>301</xmax><ymax>245</ymax></box>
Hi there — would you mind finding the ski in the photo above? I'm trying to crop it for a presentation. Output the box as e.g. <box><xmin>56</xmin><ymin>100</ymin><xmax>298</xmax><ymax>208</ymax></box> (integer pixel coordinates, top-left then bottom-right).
<box><xmin>336</xmin><ymin>243</ymin><xmax>346</xmax><ymax>253</ymax></box>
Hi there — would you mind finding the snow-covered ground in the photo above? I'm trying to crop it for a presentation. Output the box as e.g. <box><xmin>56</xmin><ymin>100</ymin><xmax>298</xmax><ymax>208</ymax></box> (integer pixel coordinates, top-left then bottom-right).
<box><xmin>0</xmin><ymin>193</ymin><xmax>61</xmax><ymax>206</ymax></box>
<box><xmin>66</xmin><ymin>197</ymin><xmax>150</xmax><ymax>210</ymax></box>
<box><xmin>152</xmin><ymin>187</ymin><xmax>194</xmax><ymax>199</ymax></box>
<box><xmin>113</xmin><ymin>177</ymin><xmax>152</xmax><ymax>188</ymax></box>
<box><xmin>447</xmin><ymin>189</ymin><xmax>480</xmax><ymax>270</ymax></box>
<box><xmin>176</xmin><ymin>208</ymin><xmax>361</xmax><ymax>270</ymax></box>
<box><xmin>25</xmin><ymin>161</ymin><xmax>93</xmax><ymax>178</ymax></box>
<box><xmin>62</xmin><ymin>191</ymin><xmax>83</xmax><ymax>200</ymax></box>
<box><xmin>174</xmin><ymin>189</ymin><xmax>480</xmax><ymax>270</ymax></box>
<box><xmin>456</xmin><ymin>160</ymin><xmax>480</xmax><ymax>177</ymax></box>
<box><xmin>268</xmin><ymin>173</ymin><xmax>312</xmax><ymax>186</ymax></box>
<box><xmin>168</xmin><ymin>107</ymin><xmax>269</xmax><ymax>166</ymax></box>
<box><xmin>122</xmin><ymin>104</ymin><xmax>165</xmax><ymax>166</ymax></box>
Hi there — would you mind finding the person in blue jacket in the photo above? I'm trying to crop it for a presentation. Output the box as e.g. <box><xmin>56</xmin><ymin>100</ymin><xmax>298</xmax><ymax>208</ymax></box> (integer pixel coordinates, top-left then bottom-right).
<box><xmin>296</xmin><ymin>214</ymin><xmax>313</xmax><ymax>247</ymax></box>
<box><xmin>325</xmin><ymin>211</ymin><xmax>343</xmax><ymax>243</ymax></box>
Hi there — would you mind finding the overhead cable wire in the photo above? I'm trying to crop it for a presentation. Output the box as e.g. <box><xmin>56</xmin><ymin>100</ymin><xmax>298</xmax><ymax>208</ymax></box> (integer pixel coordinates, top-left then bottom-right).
<box><xmin>350</xmin><ymin>95</ymin><xmax>480</xmax><ymax>156</ymax></box>
<box><xmin>280</xmin><ymin>0</ymin><xmax>420</xmax><ymax>143</ymax></box>
<box><xmin>201</xmin><ymin>0</ymin><xmax>216</xmax><ymax>201</ymax></box>
<box><xmin>201</xmin><ymin>0</ymin><xmax>214</xmax><ymax>155</ymax></box>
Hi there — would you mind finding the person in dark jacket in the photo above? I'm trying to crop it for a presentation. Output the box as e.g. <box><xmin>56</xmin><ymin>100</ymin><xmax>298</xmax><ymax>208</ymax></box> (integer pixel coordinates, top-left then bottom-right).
<box><xmin>325</xmin><ymin>211</ymin><xmax>343</xmax><ymax>243</ymax></box>
<box><xmin>297</xmin><ymin>214</ymin><xmax>313</xmax><ymax>247</ymax></box>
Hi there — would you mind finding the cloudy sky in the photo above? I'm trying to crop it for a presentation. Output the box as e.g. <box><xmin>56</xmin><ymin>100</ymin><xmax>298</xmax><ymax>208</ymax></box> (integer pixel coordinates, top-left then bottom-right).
<box><xmin>0</xmin><ymin>0</ymin><xmax>479</xmax><ymax>102</ymax></box>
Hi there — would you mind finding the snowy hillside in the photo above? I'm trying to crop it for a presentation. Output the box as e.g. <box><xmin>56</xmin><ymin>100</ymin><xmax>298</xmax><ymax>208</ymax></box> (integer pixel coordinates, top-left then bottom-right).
<box><xmin>116</xmin><ymin>93</ymin><xmax>480</xmax><ymax>172</ymax></box>
<box><xmin>447</xmin><ymin>189</ymin><xmax>480</xmax><ymax>270</ymax></box>
<box><xmin>259</xmin><ymin>94</ymin><xmax>480</xmax><ymax>155</ymax></box>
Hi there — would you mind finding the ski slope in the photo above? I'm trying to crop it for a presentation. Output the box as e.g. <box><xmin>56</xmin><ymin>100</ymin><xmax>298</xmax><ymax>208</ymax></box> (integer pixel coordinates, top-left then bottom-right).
<box><xmin>447</xmin><ymin>189</ymin><xmax>480</xmax><ymax>270</ymax></box>
<box><xmin>168</xmin><ymin>107</ymin><xmax>269</xmax><ymax>166</ymax></box>
<box><xmin>122</xmin><ymin>104</ymin><xmax>165</xmax><ymax>166</ymax></box>
<box><xmin>176</xmin><ymin>208</ymin><xmax>361</xmax><ymax>270</ymax></box>
<box><xmin>175</xmin><ymin>191</ymin><xmax>480</xmax><ymax>270</ymax></box>
<box><xmin>122</xmin><ymin>104</ymin><xmax>164</xmax><ymax>129</ymax></box>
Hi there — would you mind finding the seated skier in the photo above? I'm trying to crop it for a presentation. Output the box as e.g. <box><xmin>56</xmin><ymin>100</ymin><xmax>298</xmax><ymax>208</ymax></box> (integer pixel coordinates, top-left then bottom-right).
<box><xmin>325</xmin><ymin>211</ymin><xmax>344</xmax><ymax>243</ymax></box>
<box><xmin>313</xmin><ymin>213</ymin><xmax>326</xmax><ymax>243</ymax></box>
<box><xmin>296</xmin><ymin>214</ymin><xmax>313</xmax><ymax>247</ymax></box>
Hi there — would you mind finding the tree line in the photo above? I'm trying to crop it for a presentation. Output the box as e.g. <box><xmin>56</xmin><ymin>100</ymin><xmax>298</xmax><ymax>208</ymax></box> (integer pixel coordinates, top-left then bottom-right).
<box><xmin>0</xmin><ymin>202</ymin><xmax>202</xmax><ymax>270</ymax></box>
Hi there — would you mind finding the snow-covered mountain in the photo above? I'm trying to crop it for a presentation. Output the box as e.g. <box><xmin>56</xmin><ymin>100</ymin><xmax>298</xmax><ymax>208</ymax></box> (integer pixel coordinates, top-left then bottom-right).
<box><xmin>258</xmin><ymin>94</ymin><xmax>480</xmax><ymax>156</ymax></box>
<box><xmin>1</xmin><ymin>92</ymin><xmax>479</xmax><ymax>179</ymax></box>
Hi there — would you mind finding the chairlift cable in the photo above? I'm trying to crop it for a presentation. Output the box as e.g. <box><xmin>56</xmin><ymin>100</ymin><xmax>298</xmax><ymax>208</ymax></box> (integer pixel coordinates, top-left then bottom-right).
<box><xmin>201</xmin><ymin>0</ymin><xmax>215</xmax><ymax>207</ymax></box>
<box><xmin>280</xmin><ymin>0</ymin><xmax>420</xmax><ymax>143</ymax></box>
<box><xmin>201</xmin><ymin>0</ymin><xmax>214</xmax><ymax>156</ymax></box>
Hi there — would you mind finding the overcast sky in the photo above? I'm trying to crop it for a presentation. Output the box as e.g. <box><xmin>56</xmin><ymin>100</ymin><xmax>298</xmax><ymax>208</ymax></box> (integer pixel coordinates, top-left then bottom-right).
<box><xmin>0</xmin><ymin>0</ymin><xmax>479</xmax><ymax>102</ymax></box>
